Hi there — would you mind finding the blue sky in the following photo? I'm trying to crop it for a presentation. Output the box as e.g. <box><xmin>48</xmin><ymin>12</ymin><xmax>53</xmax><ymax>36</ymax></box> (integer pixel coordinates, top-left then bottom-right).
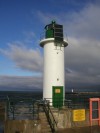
<box><xmin>0</xmin><ymin>0</ymin><xmax>100</xmax><ymax>91</ymax></box>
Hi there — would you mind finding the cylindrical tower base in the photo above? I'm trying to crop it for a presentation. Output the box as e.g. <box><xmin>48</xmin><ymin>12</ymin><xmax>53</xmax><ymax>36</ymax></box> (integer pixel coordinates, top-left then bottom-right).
<box><xmin>40</xmin><ymin>38</ymin><xmax>68</xmax><ymax>107</ymax></box>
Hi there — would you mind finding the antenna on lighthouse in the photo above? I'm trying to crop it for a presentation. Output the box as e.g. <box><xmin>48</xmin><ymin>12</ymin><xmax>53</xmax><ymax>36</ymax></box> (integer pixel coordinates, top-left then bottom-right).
<box><xmin>40</xmin><ymin>21</ymin><xmax>68</xmax><ymax>107</ymax></box>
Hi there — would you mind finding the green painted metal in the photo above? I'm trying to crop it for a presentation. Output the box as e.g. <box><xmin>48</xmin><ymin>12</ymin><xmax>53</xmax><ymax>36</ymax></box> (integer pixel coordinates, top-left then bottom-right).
<box><xmin>51</xmin><ymin>20</ymin><xmax>56</xmax><ymax>24</ymax></box>
<box><xmin>45</xmin><ymin>21</ymin><xmax>63</xmax><ymax>42</ymax></box>
<box><xmin>52</xmin><ymin>86</ymin><xmax>63</xmax><ymax>108</ymax></box>
<box><xmin>46</xmin><ymin>29</ymin><xmax>54</xmax><ymax>38</ymax></box>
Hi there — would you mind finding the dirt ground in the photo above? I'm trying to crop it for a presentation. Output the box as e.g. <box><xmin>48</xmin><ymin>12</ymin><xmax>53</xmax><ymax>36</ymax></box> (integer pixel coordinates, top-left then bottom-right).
<box><xmin>56</xmin><ymin>126</ymin><xmax>100</xmax><ymax>133</ymax></box>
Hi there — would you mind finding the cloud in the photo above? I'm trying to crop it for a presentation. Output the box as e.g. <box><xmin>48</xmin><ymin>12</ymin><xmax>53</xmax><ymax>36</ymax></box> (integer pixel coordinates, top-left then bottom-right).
<box><xmin>37</xmin><ymin>3</ymin><xmax>100</xmax><ymax>40</ymax></box>
<box><xmin>1</xmin><ymin>3</ymin><xmax>100</xmax><ymax>91</ymax></box>
<box><xmin>23</xmin><ymin>31</ymin><xmax>39</xmax><ymax>45</ymax></box>
<box><xmin>0</xmin><ymin>75</ymin><xmax>42</xmax><ymax>91</ymax></box>
<box><xmin>37</xmin><ymin>3</ymin><xmax>100</xmax><ymax>87</ymax></box>
<box><xmin>0</xmin><ymin>43</ymin><xmax>43</xmax><ymax>72</ymax></box>
<box><xmin>65</xmin><ymin>38</ymin><xmax>100</xmax><ymax>86</ymax></box>
<box><xmin>64</xmin><ymin>4</ymin><xmax>100</xmax><ymax>40</ymax></box>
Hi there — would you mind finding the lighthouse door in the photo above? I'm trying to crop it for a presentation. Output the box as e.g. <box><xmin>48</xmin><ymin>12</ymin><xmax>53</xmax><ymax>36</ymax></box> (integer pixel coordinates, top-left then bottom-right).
<box><xmin>52</xmin><ymin>86</ymin><xmax>63</xmax><ymax>108</ymax></box>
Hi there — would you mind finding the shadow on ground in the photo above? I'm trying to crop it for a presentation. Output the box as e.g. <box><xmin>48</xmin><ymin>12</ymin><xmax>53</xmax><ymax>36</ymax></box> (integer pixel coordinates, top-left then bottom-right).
<box><xmin>56</xmin><ymin>126</ymin><xmax>100</xmax><ymax>133</ymax></box>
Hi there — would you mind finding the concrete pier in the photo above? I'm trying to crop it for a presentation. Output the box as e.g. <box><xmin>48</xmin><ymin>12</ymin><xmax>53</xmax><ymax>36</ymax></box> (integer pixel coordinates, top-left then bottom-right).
<box><xmin>4</xmin><ymin>108</ymin><xmax>99</xmax><ymax>133</ymax></box>
<box><xmin>0</xmin><ymin>100</ymin><xmax>100</xmax><ymax>133</ymax></box>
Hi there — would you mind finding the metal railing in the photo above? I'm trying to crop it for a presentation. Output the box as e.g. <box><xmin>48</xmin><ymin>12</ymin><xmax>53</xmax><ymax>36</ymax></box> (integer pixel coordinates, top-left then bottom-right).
<box><xmin>6</xmin><ymin>98</ymin><xmax>40</xmax><ymax>120</ymax></box>
<box><xmin>41</xmin><ymin>99</ymin><xmax>57</xmax><ymax>133</ymax></box>
<box><xmin>6</xmin><ymin>97</ymin><xmax>57</xmax><ymax>132</ymax></box>
<box><xmin>64</xmin><ymin>99</ymin><xmax>89</xmax><ymax>109</ymax></box>
<box><xmin>43</xmin><ymin>97</ymin><xmax>89</xmax><ymax>109</ymax></box>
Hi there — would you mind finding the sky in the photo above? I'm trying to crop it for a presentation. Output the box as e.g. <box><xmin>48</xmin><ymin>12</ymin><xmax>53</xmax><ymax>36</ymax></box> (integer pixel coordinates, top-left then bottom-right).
<box><xmin>0</xmin><ymin>0</ymin><xmax>100</xmax><ymax>91</ymax></box>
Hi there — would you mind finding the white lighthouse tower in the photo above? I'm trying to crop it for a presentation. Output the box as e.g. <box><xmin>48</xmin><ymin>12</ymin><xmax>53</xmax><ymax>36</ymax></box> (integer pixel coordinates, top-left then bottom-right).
<box><xmin>40</xmin><ymin>21</ymin><xmax>68</xmax><ymax>107</ymax></box>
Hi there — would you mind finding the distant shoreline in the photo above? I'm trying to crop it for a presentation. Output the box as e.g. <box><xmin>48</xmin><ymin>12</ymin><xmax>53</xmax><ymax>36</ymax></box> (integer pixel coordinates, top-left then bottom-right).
<box><xmin>66</xmin><ymin>91</ymin><xmax>100</xmax><ymax>94</ymax></box>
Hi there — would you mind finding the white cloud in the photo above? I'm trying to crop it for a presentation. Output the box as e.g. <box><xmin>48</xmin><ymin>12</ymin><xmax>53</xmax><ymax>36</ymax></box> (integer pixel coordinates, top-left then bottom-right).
<box><xmin>64</xmin><ymin>4</ymin><xmax>100</xmax><ymax>40</ymax></box>
<box><xmin>23</xmin><ymin>31</ymin><xmax>39</xmax><ymax>45</ymax></box>
<box><xmin>0</xmin><ymin>43</ymin><xmax>43</xmax><ymax>72</ymax></box>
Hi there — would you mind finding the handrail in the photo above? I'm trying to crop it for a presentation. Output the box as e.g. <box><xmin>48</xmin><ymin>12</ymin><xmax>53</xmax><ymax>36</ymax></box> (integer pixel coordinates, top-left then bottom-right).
<box><xmin>42</xmin><ymin>98</ymin><xmax>89</xmax><ymax>109</ymax></box>
<box><xmin>6</xmin><ymin>99</ymin><xmax>40</xmax><ymax>120</ymax></box>
<box><xmin>42</xmin><ymin>99</ymin><xmax>57</xmax><ymax>133</ymax></box>
<box><xmin>44</xmin><ymin>99</ymin><xmax>57</xmax><ymax>125</ymax></box>
<box><xmin>44</xmin><ymin>97</ymin><xmax>64</xmax><ymax>108</ymax></box>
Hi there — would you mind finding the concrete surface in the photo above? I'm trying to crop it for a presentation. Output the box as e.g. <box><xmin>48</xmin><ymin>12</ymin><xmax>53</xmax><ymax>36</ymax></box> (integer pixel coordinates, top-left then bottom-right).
<box><xmin>56</xmin><ymin>126</ymin><xmax>100</xmax><ymax>133</ymax></box>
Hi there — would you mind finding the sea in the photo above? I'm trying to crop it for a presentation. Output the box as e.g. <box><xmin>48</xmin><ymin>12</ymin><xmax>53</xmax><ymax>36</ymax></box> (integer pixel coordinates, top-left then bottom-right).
<box><xmin>0</xmin><ymin>91</ymin><xmax>100</xmax><ymax>133</ymax></box>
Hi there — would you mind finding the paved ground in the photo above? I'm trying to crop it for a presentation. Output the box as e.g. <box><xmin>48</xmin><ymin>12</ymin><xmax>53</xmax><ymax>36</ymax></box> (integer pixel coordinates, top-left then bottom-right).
<box><xmin>56</xmin><ymin>126</ymin><xmax>100</xmax><ymax>133</ymax></box>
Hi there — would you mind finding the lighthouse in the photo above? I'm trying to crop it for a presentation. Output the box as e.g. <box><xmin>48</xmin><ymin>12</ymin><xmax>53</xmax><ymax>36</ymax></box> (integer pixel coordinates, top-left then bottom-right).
<box><xmin>40</xmin><ymin>21</ymin><xmax>68</xmax><ymax>107</ymax></box>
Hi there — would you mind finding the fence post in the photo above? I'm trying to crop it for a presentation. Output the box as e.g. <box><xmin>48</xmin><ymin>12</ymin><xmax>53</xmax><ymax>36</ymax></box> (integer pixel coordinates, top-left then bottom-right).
<box><xmin>89</xmin><ymin>99</ymin><xmax>92</xmax><ymax>126</ymax></box>
<box><xmin>99</xmin><ymin>98</ymin><xmax>100</xmax><ymax>126</ymax></box>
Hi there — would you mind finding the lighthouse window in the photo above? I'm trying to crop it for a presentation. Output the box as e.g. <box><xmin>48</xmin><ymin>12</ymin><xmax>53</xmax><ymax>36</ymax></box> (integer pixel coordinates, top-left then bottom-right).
<box><xmin>46</xmin><ymin>29</ymin><xmax>54</xmax><ymax>38</ymax></box>
<box><xmin>55</xmin><ymin>37</ymin><xmax>63</xmax><ymax>41</ymax></box>
<box><xmin>55</xmin><ymin>32</ymin><xmax>63</xmax><ymax>37</ymax></box>
<box><xmin>54</xmin><ymin>28</ymin><xmax>63</xmax><ymax>32</ymax></box>
<box><xmin>54</xmin><ymin>24</ymin><xmax>63</xmax><ymax>42</ymax></box>
<box><xmin>54</xmin><ymin>24</ymin><xmax>62</xmax><ymax>29</ymax></box>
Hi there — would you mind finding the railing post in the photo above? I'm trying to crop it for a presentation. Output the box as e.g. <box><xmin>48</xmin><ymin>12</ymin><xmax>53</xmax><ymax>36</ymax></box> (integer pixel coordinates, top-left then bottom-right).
<box><xmin>12</xmin><ymin>104</ymin><xmax>15</xmax><ymax>120</ymax></box>
<box><xmin>33</xmin><ymin>102</ymin><xmax>34</xmax><ymax>119</ymax></box>
<box><xmin>6</xmin><ymin>101</ymin><xmax>9</xmax><ymax>120</ymax></box>
<box><xmin>89</xmin><ymin>98</ymin><xmax>92</xmax><ymax>126</ymax></box>
<box><xmin>37</xmin><ymin>102</ymin><xmax>39</xmax><ymax>120</ymax></box>
<box><xmin>99</xmin><ymin>98</ymin><xmax>100</xmax><ymax>126</ymax></box>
